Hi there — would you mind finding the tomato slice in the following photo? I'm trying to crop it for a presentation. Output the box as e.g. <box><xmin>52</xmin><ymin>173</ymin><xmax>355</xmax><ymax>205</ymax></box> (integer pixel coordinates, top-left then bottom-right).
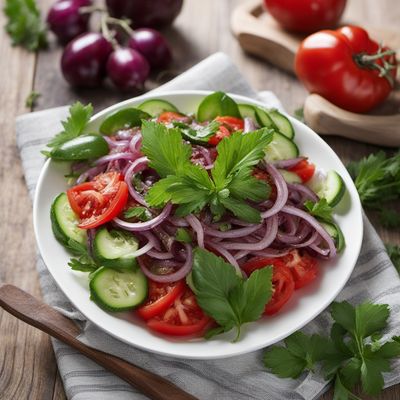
<box><xmin>252</xmin><ymin>167</ymin><xmax>276</xmax><ymax>200</ymax></box>
<box><xmin>215</xmin><ymin>116</ymin><xmax>245</xmax><ymax>131</ymax></box>
<box><xmin>67</xmin><ymin>172</ymin><xmax>128</xmax><ymax>229</ymax></box>
<box><xmin>242</xmin><ymin>257</ymin><xmax>295</xmax><ymax>315</ymax></box>
<box><xmin>146</xmin><ymin>285</ymin><xmax>210</xmax><ymax>336</ymax></box>
<box><xmin>137</xmin><ymin>280</ymin><xmax>185</xmax><ymax>320</ymax></box>
<box><xmin>282</xmin><ymin>250</ymin><xmax>319</xmax><ymax>289</ymax></box>
<box><xmin>157</xmin><ymin>112</ymin><xmax>188</xmax><ymax>124</ymax></box>
<box><xmin>208</xmin><ymin>125</ymin><xmax>231</xmax><ymax>146</ymax></box>
<box><xmin>289</xmin><ymin>159</ymin><xmax>315</xmax><ymax>182</ymax></box>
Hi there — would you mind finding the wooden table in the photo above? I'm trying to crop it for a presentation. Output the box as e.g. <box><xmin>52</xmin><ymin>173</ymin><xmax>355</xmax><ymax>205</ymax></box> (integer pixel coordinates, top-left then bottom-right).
<box><xmin>0</xmin><ymin>0</ymin><xmax>398</xmax><ymax>398</ymax></box>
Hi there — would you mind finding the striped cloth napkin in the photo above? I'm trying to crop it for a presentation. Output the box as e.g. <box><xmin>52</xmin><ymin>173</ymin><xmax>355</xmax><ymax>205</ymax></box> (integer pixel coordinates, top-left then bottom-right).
<box><xmin>16</xmin><ymin>53</ymin><xmax>400</xmax><ymax>400</ymax></box>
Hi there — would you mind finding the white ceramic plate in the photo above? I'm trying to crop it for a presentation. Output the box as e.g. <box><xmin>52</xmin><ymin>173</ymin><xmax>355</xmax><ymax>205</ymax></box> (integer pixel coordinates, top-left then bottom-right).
<box><xmin>33</xmin><ymin>90</ymin><xmax>363</xmax><ymax>359</ymax></box>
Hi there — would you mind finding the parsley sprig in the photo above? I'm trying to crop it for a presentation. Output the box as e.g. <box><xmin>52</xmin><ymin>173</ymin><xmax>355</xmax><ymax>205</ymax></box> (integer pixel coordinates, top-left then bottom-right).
<box><xmin>4</xmin><ymin>0</ymin><xmax>47</xmax><ymax>51</ymax></box>
<box><xmin>304</xmin><ymin>198</ymin><xmax>333</xmax><ymax>222</ymax></box>
<box><xmin>192</xmin><ymin>248</ymin><xmax>273</xmax><ymax>341</ymax></box>
<box><xmin>264</xmin><ymin>301</ymin><xmax>400</xmax><ymax>399</ymax></box>
<box><xmin>141</xmin><ymin>121</ymin><xmax>273</xmax><ymax>223</ymax></box>
<box><xmin>65</xmin><ymin>239</ymin><xmax>98</xmax><ymax>273</ymax></box>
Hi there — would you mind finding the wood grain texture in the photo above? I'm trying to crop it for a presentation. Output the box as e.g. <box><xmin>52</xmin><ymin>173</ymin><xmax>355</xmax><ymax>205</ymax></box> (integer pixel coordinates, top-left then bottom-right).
<box><xmin>0</xmin><ymin>0</ymin><xmax>398</xmax><ymax>399</ymax></box>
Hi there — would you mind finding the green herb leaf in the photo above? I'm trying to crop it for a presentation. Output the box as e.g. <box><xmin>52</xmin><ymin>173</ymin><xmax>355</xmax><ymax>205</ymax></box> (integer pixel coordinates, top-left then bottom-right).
<box><xmin>175</xmin><ymin>228</ymin><xmax>192</xmax><ymax>243</ymax></box>
<box><xmin>173</xmin><ymin>120</ymin><xmax>221</xmax><ymax>143</ymax></box>
<box><xmin>124</xmin><ymin>206</ymin><xmax>151</xmax><ymax>221</ymax></box>
<box><xmin>304</xmin><ymin>199</ymin><xmax>333</xmax><ymax>222</ymax></box>
<box><xmin>220</xmin><ymin>196</ymin><xmax>261</xmax><ymax>223</ymax></box>
<box><xmin>386</xmin><ymin>243</ymin><xmax>400</xmax><ymax>274</ymax></box>
<box><xmin>264</xmin><ymin>346</ymin><xmax>308</xmax><ymax>379</ymax></box>
<box><xmin>4</xmin><ymin>0</ymin><xmax>47</xmax><ymax>51</ymax></box>
<box><xmin>25</xmin><ymin>90</ymin><xmax>40</xmax><ymax>108</ymax></box>
<box><xmin>45</xmin><ymin>102</ymin><xmax>93</xmax><ymax>149</ymax></box>
<box><xmin>191</xmin><ymin>248</ymin><xmax>273</xmax><ymax>341</ymax></box>
<box><xmin>68</xmin><ymin>256</ymin><xmax>99</xmax><ymax>273</ymax></box>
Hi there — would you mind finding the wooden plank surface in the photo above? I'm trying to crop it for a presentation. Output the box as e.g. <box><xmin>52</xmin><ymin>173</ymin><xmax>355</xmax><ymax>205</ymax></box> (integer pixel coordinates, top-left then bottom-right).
<box><xmin>0</xmin><ymin>0</ymin><xmax>398</xmax><ymax>399</ymax></box>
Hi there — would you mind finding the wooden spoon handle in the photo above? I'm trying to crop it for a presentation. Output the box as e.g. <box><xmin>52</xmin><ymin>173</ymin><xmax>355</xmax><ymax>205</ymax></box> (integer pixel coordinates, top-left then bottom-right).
<box><xmin>0</xmin><ymin>284</ymin><xmax>198</xmax><ymax>400</ymax></box>
<box><xmin>304</xmin><ymin>94</ymin><xmax>400</xmax><ymax>147</ymax></box>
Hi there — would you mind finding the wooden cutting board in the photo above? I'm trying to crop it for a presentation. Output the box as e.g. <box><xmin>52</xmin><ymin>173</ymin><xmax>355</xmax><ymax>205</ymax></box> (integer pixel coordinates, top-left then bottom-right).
<box><xmin>231</xmin><ymin>0</ymin><xmax>400</xmax><ymax>147</ymax></box>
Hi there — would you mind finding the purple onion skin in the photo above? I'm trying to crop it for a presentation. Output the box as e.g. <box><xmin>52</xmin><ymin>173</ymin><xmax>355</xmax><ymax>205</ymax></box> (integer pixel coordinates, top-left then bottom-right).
<box><xmin>47</xmin><ymin>0</ymin><xmax>92</xmax><ymax>45</ymax></box>
<box><xmin>128</xmin><ymin>28</ymin><xmax>172</xmax><ymax>69</ymax></box>
<box><xmin>107</xmin><ymin>48</ymin><xmax>150</xmax><ymax>91</ymax></box>
<box><xmin>105</xmin><ymin>0</ymin><xmax>183</xmax><ymax>28</ymax></box>
<box><xmin>61</xmin><ymin>33</ymin><xmax>113</xmax><ymax>88</ymax></box>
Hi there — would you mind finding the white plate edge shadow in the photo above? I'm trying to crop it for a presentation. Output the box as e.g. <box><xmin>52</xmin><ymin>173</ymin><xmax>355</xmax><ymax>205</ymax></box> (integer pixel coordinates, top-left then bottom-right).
<box><xmin>33</xmin><ymin>90</ymin><xmax>363</xmax><ymax>360</ymax></box>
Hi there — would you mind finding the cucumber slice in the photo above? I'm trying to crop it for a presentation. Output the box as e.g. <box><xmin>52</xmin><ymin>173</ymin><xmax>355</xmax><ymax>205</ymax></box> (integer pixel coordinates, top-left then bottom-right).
<box><xmin>316</xmin><ymin>171</ymin><xmax>346</xmax><ymax>207</ymax></box>
<box><xmin>93</xmin><ymin>228</ymin><xmax>139</xmax><ymax>269</ymax></box>
<box><xmin>50</xmin><ymin>193</ymin><xmax>87</xmax><ymax>247</ymax></box>
<box><xmin>100</xmin><ymin>108</ymin><xmax>150</xmax><ymax>135</ymax></box>
<box><xmin>264</xmin><ymin>132</ymin><xmax>299</xmax><ymax>162</ymax></box>
<box><xmin>268</xmin><ymin>109</ymin><xmax>295</xmax><ymax>139</ymax></box>
<box><xmin>197</xmin><ymin>91</ymin><xmax>240</xmax><ymax>122</ymax></box>
<box><xmin>255</xmin><ymin>107</ymin><xmax>276</xmax><ymax>129</ymax></box>
<box><xmin>238</xmin><ymin>104</ymin><xmax>258</xmax><ymax>121</ymax></box>
<box><xmin>90</xmin><ymin>266</ymin><xmax>148</xmax><ymax>312</ymax></box>
<box><xmin>278</xmin><ymin>169</ymin><xmax>302</xmax><ymax>184</ymax></box>
<box><xmin>138</xmin><ymin>99</ymin><xmax>179</xmax><ymax>117</ymax></box>
<box><xmin>320</xmin><ymin>222</ymin><xmax>346</xmax><ymax>252</ymax></box>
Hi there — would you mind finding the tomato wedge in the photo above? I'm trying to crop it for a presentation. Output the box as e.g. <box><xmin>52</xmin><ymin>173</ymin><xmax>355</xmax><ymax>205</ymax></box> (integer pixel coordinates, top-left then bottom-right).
<box><xmin>208</xmin><ymin>116</ymin><xmax>245</xmax><ymax>145</ymax></box>
<box><xmin>137</xmin><ymin>280</ymin><xmax>185</xmax><ymax>320</ymax></box>
<box><xmin>289</xmin><ymin>159</ymin><xmax>315</xmax><ymax>183</ymax></box>
<box><xmin>146</xmin><ymin>284</ymin><xmax>210</xmax><ymax>336</ymax></box>
<box><xmin>242</xmin><ymin>257</ymin><xmax>295</xmax><ymax>315</ymax></box>
<box><xmin>67</xmin><ymin>172</ymin><xmax>128</xmax><ymax>229</ymax></box>
<box><xmin>282</xmin><ymin>250</ymin><xmax>319</xmax><ymax>289</ymax></box>
<box><xmin>157</xmin><ymin>111</ymin><xmax>188</xmax><ymax>124</ymax></box>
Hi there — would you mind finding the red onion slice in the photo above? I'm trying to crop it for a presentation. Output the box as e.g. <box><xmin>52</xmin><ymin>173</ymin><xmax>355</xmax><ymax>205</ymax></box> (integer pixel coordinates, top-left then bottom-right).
<box><xmin>113</xmin><ymin>203</ymin><xmax>172</xmax><ymax>232</ymax></box>
<box><xmin>204</xmin><ymin>223</ymin><xmax>262</xmax><ymax>239</ymax></box>
<box><xmin>261</xmin><ymin>164</ymin><xmax>289</xmax><ymax>219</ymax></box>
<box><xmin>287</xmin><ymin>183</ymin><xmax>319</xmax><ymax>202</ymax></box>
<box><xmin>94</xmin><ymin>153</ymin><xmax>135</xmax><ymax>166</ymax></box>
<box><xmin>281</xmin><ymin>205</ymin><xmax>336</xmax><ymax>258</ymax></box>
<box><xmin>273</xmin><ymin>157</ymin><xmax>306</xmax><ymax>169</ymax></box>
<box><xmin>205</xmin><ymin>241</ymin><xmax>242</xmax><ymax>276</ymax></box>
<box><xmin>124</xmin><ymin>156</ymin><xmax>149</xmax><ymax>206</ymax></box>
<box><xmin>185</xmin><ymin>214</ymin><xmax>204</xmax><ymax>248</ymax></box>
<box><xmin>139</xmin><ymin>244</ymin><xmax>193</xmax><ymax>283</ymax></box>
<box><xmin>244</xmin><ymin>117</ymin><xmax>257</xmax><ymax>133</ymax></box>
<box><xmin>220</xmin><ymin>215</ymin><xmax>279</xmax><ymax>251</ymax></box>
<box><xmin>147</xmin><ymin>250</ymin><xmax>174</xmax><ymax>259</ymax></box>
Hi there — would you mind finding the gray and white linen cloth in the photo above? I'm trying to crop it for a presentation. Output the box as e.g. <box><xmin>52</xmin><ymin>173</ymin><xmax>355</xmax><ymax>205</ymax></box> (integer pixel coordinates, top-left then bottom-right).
<box><xmin>16</xmin><ymin>52</ymin><xmax>400</xmax><ymax>400</ymax></box>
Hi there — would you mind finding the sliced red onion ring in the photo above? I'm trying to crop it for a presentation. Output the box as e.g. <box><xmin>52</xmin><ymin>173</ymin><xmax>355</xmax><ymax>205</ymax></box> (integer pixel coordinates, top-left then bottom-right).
<box><xmin>124</xmin><ymin>156</ymin><xmax>149</xmax><ymax>206</ymax></box>
<box><xmin>168</xmin><ymin>216</ymin><xmax>189</xmax><ymax>227</ymax></box>
<box><xmin>139</xmin><ymin>230</ymin><xmax>162</xmax><ymax>251</ymax></box>
<box><xmin>261</xmin><ymin>164</ymin><xmax>289</xmax><ymax>219</ymax></box>
<box><xmin>139</xmin><ymin>244</ymin><xmax>193</xmax><ymax>283</ymax></box>
<box><xmin>309</xmin><ymin>243</ymin><xmax>330</xmax><ymax>256</ymax></box>
<box><xmin>292</xmin><ymin>230</ymin><xmax>320</xmax><ymax>248</ymax></box>
<box><xmin>273</xmin><ymin>157</ymin><xmax>306</xmax><ymax>169</ymax></box>
<box><xmin>113</xmin><ymin>203</ymin><xmax>172</xmax><ymax>232</ymax></box>
<box><xmin>281</xmin><ymin>205</ymin><xmax>336</xmax><ymax>258</ymax></box>
<box><xmin>185</xmin><ymin>214</ymin><xmax>204</xmax><ymax>248</ymax></box>
<box><xmin>244</xmin><ymin>117</ymin><xmax>257</xmax><ymax>133</ymax></box>
<box><xmin>94</xmin><ymin>152</ymin><xmax>135</xmax><ymax>166</ymax></box>
<box><xmin>204</xmin><ymin>223</ymin><xmax>262</xmax><ymax>239</ymax></box>
<box><xmin>76</xmin><ymin>165</ymin><xmax>106</xmax><ymax>184</ymax></box>
<box><xmin>251</xmin><ymin>248</ymin><xmax>291</xmax><ymax>258</ymax></box>
<box><xmin>128</xmin><ymin>240</ymin><xmax>154</xmax><ymax>258</ymax></box>
<box><xmin>129</xmin><ymin>134</ymin><xmax>142</xmax><ymax>154</ymax></box>
<box><xmin>220</xmin><ymin>215</ymin><xmax>278</xmax><ymax>251</ymax></box>
<box><xmin>287</xmin><ymin>183</ymin><xmax>319</xmax><ymax>202</ymax></box>
<box><xmin>147</xmin><ymin>250</ymin><xmax>174</xmax><ymax>259</ymax></box>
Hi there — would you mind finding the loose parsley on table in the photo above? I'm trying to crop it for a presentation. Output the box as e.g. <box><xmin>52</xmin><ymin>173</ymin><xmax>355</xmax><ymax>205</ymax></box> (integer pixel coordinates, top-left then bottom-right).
<box><xmin>141</xmin><ymin>121</ymin><xmax>273</xmax><ymax>223</ymax></box>
<box><xmin>4</xmin><ymin>0</ymin><xmax>47</xmax><ymax>51</ymax></box>
<box><xmin>264</xmin><ymin>301</ymin><xmax>400</xmax><ymax>399</ymax></box>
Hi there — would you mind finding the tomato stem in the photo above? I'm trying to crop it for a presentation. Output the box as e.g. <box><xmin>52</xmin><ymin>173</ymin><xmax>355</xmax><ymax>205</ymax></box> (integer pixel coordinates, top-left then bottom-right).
<box><xmin>354</xmin><ymin>48</ymin><xmax>397</xmax><ymax>87</ymax></box>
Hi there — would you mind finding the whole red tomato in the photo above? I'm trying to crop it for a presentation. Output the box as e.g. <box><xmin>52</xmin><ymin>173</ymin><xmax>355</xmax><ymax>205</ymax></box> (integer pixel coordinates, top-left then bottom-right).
<box><xmin>264</xmin><ymin>0</ymin><xmax>347</xmax><ymax>33</ymax></box>
<box><xmin>295</xmin><ymin>26</ymin><xmax>397</xmax><ymax>113</ymax></box>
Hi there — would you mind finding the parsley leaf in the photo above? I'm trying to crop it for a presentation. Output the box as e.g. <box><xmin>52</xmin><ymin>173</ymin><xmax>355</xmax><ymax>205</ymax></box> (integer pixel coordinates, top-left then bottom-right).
<box><xmin>304</xmin><ymin>199</ymin><xmax>333</xmax><ymax>222</ymax></box>
<box><xmin>347</xmin><ymin>151</ymin><xmax>400</xmax><ymax>207</ymax></box>
<box><xmin>25</xmin><ymin>90</ymin><xmax>40</xmax><ymax>108</ymax></box>
<box><xmin>173</xmin><ymin>120</ymin><xmax>221</xmax><ymax>143</ymax></box>
<box><xmin>44</xmin><ymin>102</ymin><xmax>93</xmax><ymax>150</ymax></box>
<box><xmin>124</xmin><ymin>206</ymin><xmax>151</xmax><ymax>221</ymax></box>
<box><xmin>191</xmin><ymin>248</ymin><xmax>273</xmax><ymax>341</ymax></box>
<box><xmin>264</xmin><ymin>301</ymin><xmax>400</xmax><ymax>399</ymax></box>
<box><xmin>386</xmin><ymin>243</ymin><xmax>400</xmax><ymax>274</ymax></box>
<box><xmin>68</xmin><ymin>256</ymin><xmax>98</xmax><ymax>273</ymax></box>
<box><xmin>175</xmin><ymin>228</ymin><xmax>192</xmax><ymax>243</ymax></box>
<box><xmin>4</xmin><ymin>0</ymin><xmax>47</xmax><ymax>51</ymax></box>
<box><xmin>142</xmin><ymin>123</ymin><xmax>272</xmax><ymax>223</ymax></box>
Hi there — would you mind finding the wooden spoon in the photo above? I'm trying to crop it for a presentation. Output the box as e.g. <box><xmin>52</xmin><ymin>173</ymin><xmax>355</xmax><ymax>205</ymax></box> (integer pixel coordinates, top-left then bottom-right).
<box><xmin>231</xmin><ymin>0</ymin><xmax>400</xmax><ymax>147</ymax></box>
<box><xmin>0</xmin><ymin>284</ymin><xmax>198</xmax><ymax>400</ymax></box>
